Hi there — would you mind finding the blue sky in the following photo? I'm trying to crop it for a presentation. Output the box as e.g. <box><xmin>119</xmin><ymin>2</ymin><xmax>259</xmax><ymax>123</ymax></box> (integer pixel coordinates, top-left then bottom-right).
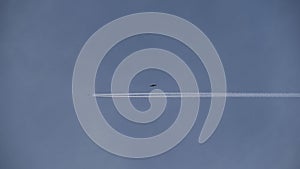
<box><xmin>1</xmin><ymin>0</ymin><xmax>300</xmax><ymax>168</ymax></box>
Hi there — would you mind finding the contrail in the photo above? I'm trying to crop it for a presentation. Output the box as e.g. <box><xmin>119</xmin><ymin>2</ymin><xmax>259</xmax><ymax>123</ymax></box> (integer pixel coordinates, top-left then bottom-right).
<box><xmin>93</xmin><ymin>92</ymin><xmax>300</xmax><ymax>98</ymax></box>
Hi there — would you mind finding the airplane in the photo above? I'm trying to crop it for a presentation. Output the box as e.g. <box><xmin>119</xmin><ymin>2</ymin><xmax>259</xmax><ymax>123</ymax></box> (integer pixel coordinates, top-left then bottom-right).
<box><xmin>149</xmin><ymin>83</ymin><xmax>157</xmax><ymax>87</ymax></box>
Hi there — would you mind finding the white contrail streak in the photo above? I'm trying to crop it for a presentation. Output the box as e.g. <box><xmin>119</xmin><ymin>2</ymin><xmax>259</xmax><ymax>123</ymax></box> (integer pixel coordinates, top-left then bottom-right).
<box><xmin>93</xmin><ymin>92</ymin><xmax>300</xmax><ymax>98</ymax></box>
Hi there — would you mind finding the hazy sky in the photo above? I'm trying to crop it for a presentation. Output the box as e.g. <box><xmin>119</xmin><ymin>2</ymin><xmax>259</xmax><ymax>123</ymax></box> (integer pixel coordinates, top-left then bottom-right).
<box><xmin>1</xmin><ymin>0</ymin><xmax>300</xmax><ymax>168</ymax></box>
